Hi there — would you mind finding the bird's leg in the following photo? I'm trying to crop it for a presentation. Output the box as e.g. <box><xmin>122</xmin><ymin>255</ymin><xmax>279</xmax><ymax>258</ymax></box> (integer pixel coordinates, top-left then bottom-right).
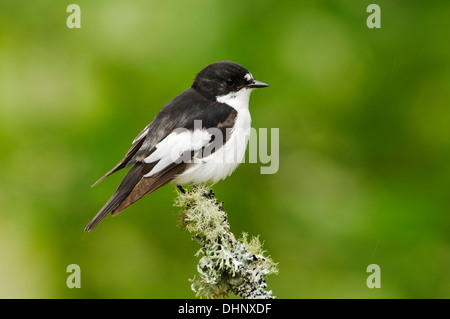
<box><xmin>177</xmin><ymin>185</ymin><xmax>186</xmax><ymax>194</ymax></box>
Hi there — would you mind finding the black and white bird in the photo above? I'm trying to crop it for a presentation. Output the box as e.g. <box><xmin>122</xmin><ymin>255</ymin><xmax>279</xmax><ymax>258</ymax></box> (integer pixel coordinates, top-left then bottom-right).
<box><xmin>85</xmin><ymin>61</ymin><xmax>269</xmax><ymax>231</ymax></box>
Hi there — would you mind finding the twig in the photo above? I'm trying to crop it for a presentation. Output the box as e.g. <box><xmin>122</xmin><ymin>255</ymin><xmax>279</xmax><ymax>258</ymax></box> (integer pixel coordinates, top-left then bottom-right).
<box><xmin>174</xmin><ymin>185</ymin><xmax>278</xmax><ymax>299</ymax></box>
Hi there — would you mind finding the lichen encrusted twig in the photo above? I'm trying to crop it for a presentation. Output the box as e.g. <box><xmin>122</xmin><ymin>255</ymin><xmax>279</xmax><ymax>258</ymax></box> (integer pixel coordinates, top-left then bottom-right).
<box><xmin>175</xmin><ymin>185</ymin><xmax>278</xmax><ymax>299</ymax></box>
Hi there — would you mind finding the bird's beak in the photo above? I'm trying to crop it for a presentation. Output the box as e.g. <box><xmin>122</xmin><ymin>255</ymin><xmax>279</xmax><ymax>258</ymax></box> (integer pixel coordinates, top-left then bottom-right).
<box><xmin>247</xmin><ymin>80</ymin><xmax>269</xmax><ymax>88</ymax></box>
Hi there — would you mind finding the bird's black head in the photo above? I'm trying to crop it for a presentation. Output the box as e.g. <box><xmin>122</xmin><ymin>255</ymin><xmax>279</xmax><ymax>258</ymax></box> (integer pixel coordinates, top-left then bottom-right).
<box><xmin>192</xmin><ymin>61</ymin><xmax>268</xmax><ymax>100</ymax></box>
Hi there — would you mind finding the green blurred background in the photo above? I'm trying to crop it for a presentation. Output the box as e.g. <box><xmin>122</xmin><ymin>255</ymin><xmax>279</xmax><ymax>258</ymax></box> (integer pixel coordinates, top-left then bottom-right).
<box><xmin>1</xmin><ymin>0</ymin><xmax>450</xmax><ymax>298</ymax></box>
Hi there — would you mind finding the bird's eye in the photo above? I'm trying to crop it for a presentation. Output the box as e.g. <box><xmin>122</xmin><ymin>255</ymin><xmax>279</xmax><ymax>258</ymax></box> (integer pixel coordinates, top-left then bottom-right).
<box><xmin>226</xmin><ymin>78</ymin><xmax>235</xmax><ymax>87</ymax></box>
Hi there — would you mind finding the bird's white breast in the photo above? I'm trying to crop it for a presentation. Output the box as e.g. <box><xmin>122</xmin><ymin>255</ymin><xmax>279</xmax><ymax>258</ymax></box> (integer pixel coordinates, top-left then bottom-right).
<box><xmin>172</xmin><ymin>88</ymin><xmax>253</xmax><ymax>185</ymax></box>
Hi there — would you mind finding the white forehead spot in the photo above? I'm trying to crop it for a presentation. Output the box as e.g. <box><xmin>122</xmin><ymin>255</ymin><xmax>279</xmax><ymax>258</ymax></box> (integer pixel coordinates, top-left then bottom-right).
<box><xmin>244</xmin><ymin>73</ymin><xmax>253</xmax><ymax>81</ymax></box>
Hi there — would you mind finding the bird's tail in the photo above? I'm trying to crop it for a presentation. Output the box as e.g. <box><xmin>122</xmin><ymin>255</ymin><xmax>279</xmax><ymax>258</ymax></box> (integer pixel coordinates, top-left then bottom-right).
<box><xmin>84</xmin><ymin>163</ymin><xmax>145</xmax><ymax>232</ymax></box>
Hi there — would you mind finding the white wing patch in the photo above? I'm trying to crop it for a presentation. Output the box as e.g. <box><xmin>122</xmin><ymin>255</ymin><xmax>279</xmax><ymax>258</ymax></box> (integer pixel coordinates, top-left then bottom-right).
<box><xmin>143</xmin><ymin>128</ymin><xmax>212</xmax><ymax>177</ymax></box>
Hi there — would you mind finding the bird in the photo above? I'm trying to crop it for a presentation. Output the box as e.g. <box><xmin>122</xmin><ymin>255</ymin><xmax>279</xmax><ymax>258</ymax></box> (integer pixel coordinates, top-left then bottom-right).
<box><xmin>85</xmin><ymin>61</ymin><xmax>269</xmax><ymax>231</ymax></box>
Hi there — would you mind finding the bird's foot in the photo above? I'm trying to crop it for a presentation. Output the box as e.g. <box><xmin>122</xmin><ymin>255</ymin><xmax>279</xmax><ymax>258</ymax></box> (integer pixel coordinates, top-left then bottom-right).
<box><xmin>177</xmin><ymin>185</ymin><xmax>186</xmax><ymax>194</ymax></box>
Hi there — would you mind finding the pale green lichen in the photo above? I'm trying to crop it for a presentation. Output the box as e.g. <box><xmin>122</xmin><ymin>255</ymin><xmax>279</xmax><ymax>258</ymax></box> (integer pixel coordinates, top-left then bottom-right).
<box><xmin>175</xmin><ymin>185</ymin><xmax>229</xmax><ymax>240</ymax></box>
<box><xmin>175</xmin><ymin>185</ymin><xmax>278</xmax><ymax>299</ymax></box>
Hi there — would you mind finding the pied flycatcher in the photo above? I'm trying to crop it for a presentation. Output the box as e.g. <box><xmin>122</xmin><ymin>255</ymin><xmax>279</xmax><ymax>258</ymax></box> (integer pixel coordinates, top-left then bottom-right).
<box><xmin>85</xmin><ymin>61</ymin><xmax>269</xmax><ymax>231</ymax></box>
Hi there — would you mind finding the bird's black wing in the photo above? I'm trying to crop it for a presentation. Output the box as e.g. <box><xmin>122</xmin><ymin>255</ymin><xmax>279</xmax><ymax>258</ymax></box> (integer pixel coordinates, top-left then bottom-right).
<box><xmin>85</xmin><ymin>88</ymin><xmax>236</xmax><ymax>231</ymax></box>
